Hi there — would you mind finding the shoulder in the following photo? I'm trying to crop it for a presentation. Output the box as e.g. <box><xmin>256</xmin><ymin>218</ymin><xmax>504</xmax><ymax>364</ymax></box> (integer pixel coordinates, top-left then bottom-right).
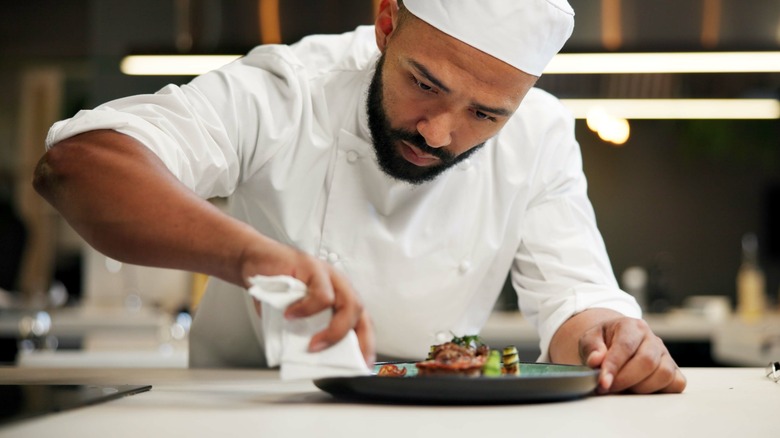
<box><xmin>495</xmin><ymin>87</ymin><xmax>576</xmax><ymax>154</ymax></box>
<box><xmin>485</xmin><ymin>88</ymin><xmax>580</xmax><ymax>181</ymax></box>
<box><xmin>186</xmin><ymin>26</ymin><xmax>378</xmax><ymax>120</ymax></box>
<box><xmin>289</xmin><ymin>25</ymin><xmax>379</xmax><ymax>73</ymax></box>
<box><xmin>515</xmin><ymin>88</ymin><xmax>574</xmax><ymax>127</ymax></box>
<box><xmin>236</xmin><ymin>25</ymin><xmax>378</xmax><ymax>78</ymax></box>
<box><xmin>493</xmin><ymin>87</ymin><xmax>575</xmax><ymax>149</ymax></box>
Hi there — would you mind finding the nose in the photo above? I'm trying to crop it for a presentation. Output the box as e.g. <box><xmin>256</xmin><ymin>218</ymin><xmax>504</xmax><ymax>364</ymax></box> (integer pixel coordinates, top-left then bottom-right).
<box><xmin>416</xmin><ymin>112</ymin><xmax>453</xmax><ymax>148</ymax></box>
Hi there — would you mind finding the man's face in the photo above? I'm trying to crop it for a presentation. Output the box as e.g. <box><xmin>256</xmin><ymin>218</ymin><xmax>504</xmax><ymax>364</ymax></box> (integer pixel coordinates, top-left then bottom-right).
<box><xmin>367</xmin><ymin>54</ymin><xmax>483</xmax><ymax>184</ymax></box>
<box><xmin>368</xmin><ymin>11</ymin><xmax>538</xmax><ymax>185</ymax></box>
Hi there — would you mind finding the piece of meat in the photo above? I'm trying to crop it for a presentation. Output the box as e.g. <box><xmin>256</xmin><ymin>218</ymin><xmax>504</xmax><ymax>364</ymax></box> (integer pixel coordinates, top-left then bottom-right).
<box><xmin>415</xmin><ymin>342</ymin><xmax>487</xmax><ymax>377</ymax></box>
<box><xmin>377</xmin><ymin>364</ymin><xmax>408</xmax><ymax>377</ymax></box>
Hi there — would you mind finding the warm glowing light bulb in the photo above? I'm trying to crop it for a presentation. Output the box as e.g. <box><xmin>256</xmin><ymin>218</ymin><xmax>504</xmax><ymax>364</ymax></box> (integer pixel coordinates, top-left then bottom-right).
<box><xmin>585</xmin><ymin>107</ymin><xmax>608</xmax><ymax>132</ymax></box>
<box><xmin>586</xmin><ymin>107</ymin><xmax>630</xmax><ymax>145</ymax></box>
<box><xmin>600</xmin><ymin>117</ymin><xmax>630</xmax><ymax>145</ymax></box>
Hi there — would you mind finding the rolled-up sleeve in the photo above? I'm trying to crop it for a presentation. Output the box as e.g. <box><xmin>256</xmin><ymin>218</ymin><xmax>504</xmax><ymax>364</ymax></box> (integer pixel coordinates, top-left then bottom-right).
<box><xmin>45</xmin><ymin>46</ymin><xmax>309</xmax><ymax>200</ymax></box>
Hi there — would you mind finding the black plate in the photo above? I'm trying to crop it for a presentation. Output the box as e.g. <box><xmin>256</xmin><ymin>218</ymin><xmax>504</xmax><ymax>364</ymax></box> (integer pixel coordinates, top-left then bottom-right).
<box><xmin>313</xmin><ymin>362</ymin><xmax>599</xmax><ymax>404</ymax></box>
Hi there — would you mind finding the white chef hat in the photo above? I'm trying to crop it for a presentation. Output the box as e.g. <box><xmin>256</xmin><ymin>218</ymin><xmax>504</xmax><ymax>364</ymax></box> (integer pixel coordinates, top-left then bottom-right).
<box><xmin>402</xmin><ymin>0</ymin><xmax>575</xmax><ymax>76</ymax></box>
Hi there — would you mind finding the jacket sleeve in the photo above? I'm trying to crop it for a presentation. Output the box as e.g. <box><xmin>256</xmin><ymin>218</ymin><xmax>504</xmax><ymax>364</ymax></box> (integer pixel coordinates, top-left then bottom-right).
<box><xmin>508</xmin><ymin>92</ymin><xmax>641</xmax><ymax>361</ymax></box>
<box><xmin>45</xmin><ymin>46</ymin><xmax>310</xmax><ymax>200</ymax></box>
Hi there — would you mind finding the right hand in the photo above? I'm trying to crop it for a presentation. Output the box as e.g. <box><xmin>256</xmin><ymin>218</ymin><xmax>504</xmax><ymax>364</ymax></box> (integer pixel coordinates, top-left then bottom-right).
<box><xmin>242</xmin><ymin>238</ymin><xmax>376</xmax><ymax>367</ymax></box>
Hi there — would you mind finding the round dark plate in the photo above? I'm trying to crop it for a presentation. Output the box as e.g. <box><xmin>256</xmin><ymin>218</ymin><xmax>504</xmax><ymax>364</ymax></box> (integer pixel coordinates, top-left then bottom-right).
<box><xmin>313</xmin><ymin>362</ymin><xmax>599</xmax><ymax>405</ymax></box>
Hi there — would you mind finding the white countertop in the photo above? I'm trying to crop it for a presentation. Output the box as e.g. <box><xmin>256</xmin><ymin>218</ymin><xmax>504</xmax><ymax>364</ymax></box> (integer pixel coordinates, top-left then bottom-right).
<box><xmin>0</xmin><ymin>367</ymin><xmax>777</xmax><ymax>438</ymax></box>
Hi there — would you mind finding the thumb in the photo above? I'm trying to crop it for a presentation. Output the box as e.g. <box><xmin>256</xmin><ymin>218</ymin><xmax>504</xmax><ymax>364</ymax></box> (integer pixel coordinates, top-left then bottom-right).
<box><xmin>579</xmin><ymin>326</ymin><xmax>608</xmax><ymax>367</ymax></box>
<box><xmin>579</xmin><ymin>326</ymin><xmax>613</xmax><ymax>394</ymax></box>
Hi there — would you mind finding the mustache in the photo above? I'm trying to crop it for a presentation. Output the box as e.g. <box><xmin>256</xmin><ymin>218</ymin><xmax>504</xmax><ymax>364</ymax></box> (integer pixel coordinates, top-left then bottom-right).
<box><xmin>388</xmin><ymin>128</ymin><xmax>455</xmax><ymax>162</ymax></box>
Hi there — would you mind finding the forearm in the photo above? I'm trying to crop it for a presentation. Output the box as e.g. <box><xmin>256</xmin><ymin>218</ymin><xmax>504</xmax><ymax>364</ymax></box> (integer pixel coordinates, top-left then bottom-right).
<box><xmin>33</xmin><ymin>129</ymin><xmax>260</xmax><ymax>286</ymax></box>
<box><xmin>548</xmin><ymin>307</ymin><xmax>623</xmax><ymax>364</ymax></box>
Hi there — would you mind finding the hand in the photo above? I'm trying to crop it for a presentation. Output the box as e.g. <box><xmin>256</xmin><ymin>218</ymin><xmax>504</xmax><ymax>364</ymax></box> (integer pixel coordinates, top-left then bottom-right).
<box><xmin>284</xmin><ymin>259</ymin><xmax>376</xmax><ymax>368</ymax></box>
<box><xmin>579</xmin><ymin>317</ymin><xmax>686</xmax><ymax>394</ymax></box>
<box><xmin>242</xmin><ymin>238</ymin><xmax>376</xmax><ymax>367</ymax></box>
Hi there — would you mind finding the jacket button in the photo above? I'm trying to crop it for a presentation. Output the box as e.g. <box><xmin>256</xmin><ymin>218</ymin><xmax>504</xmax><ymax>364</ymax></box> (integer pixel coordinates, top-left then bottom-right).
<box><xmin>327</xmin><ymin>252</ymin><xmax>340</xmax><ymax>263</ymax></box>
<box><xmin>435</xmin><ymin>331</ymin><xmax>450</xmax><ymax>343</ymax></box>
<box><xmin>458</xmin><ymin>260</ymin><xmax>471</xmax><ymax>274</ymax></box>
<box><xmin>457</xmin><ymin>159</ymin><xmax>471</xmax><ymax>170</ymax></box>
<box><xmin>346</xmin><ymin>150</ymin><xmax>359</xmax><ymax>163</ymax></box>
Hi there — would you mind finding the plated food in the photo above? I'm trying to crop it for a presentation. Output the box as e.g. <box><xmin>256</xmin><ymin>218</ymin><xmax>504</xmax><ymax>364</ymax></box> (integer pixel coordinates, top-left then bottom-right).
<box><xmin>376</xmin><ymin>363</ymin><xmax>407</xmax><ymax>377</ymax></box>
<box><xmin>313</xmin><ymin>335</ymin><xmax>600</xmax><ymax>403</ymax></box>
<box><xmin>377</xmin><ymin>335</ymin><xmax>522</xmax><ymax>378</ymax></box>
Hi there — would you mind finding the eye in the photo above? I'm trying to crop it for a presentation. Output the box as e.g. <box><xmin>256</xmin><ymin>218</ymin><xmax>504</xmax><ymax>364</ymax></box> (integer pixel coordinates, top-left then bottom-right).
<box><xmin>411</xmin><ymin>74</ymin><xmax>434</xmax><ymax>92</ymax></box>
<box><xmin>417</xmin><ymin>81</ymin><xmax>432</xmax><ymax>91</ymax></box>
<box><xmin>474</xmin><ymin>110</ymin><xmax>497</xmax><ymax>122</ymax></box>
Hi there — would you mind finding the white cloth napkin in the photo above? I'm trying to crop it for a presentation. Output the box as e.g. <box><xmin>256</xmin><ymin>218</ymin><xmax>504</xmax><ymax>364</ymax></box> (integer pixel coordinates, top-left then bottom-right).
<box><xmin>247</xmin><ymin>275</ymin><xmax>371</xmax><ymax>380</ymax></box>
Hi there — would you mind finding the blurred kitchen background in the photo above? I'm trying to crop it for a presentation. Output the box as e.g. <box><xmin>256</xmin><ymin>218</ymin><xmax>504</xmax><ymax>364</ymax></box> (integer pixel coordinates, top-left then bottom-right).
<box><xmin>0</xmin><ymin>0</ymin><xmax>778</xmax><ymax>368</ymax></box>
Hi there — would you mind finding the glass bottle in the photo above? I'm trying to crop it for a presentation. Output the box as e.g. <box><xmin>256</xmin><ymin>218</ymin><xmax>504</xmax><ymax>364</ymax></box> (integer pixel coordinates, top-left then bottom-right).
<box><xmin>736</xmin><ymin>233</ymin><xmax>766</xmax><ymax>322</ymax></box>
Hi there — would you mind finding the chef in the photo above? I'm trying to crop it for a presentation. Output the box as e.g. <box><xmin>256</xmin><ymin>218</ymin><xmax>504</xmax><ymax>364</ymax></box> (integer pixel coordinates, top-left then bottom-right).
<box><xmin>34</xmin><ymin>0</ymin><xmax>685</xmax><ymax>393</ymax></box>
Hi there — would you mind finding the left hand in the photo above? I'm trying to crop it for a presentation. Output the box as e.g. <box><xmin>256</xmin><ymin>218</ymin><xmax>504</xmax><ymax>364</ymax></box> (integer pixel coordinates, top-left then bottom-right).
<box><xmin>579</xmin><ymin>317</ymin><xmax>687</xmax><ymax>394</ymax></box>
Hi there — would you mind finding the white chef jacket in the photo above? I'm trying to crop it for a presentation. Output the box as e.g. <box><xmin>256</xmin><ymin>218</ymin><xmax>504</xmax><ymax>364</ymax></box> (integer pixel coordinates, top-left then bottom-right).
<box><xmin>46</xmin><ymin>26</ymin><xmax>640</xmax><ymax>366</ymax></box>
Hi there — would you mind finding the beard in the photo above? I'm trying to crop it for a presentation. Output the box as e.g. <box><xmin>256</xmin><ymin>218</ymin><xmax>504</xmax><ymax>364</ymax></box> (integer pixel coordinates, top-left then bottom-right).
<box><xmin>366</xmin><ymin>54</ymin><xmax>484</xmax><ymax>185</ymax></box>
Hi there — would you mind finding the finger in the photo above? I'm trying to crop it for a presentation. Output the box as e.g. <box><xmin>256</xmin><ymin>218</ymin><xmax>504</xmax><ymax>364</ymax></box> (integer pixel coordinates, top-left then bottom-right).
<box><xmin>308</xmin><ymin>269</ymin><xmax>363</xmax><ymax>353</ymax></box>
<box><xmin>623</xmin><ymin>354</ymin><xmax>686</xmax><ymax>394</ymax></box>
<box><xmin>579</xmin><ymin>325</ymin><xmax>608</xmax><ymax>367</ymax></box>
<box><xmin>598</xmin><ymin>319</ymin><xmax>647</xmax><ymax>392</ymax></box>
<box><xmin>608</xmin><ymin>335</ymin><xmax>665</xmax><ymax>392</ymax></box>
<box><xmin>660</xmin><ymin>368</ymin><xmax>687</xmax><ymax>393</ymax></box>
<box><xmin>354</xmin><ymin>310</ymin><xmax>376</xmax><ymax>367</ymax></box>
<box><xmin>284</xmin><ymin>272</ymin><xmax>335</xmax><ymax>319</ymax></box>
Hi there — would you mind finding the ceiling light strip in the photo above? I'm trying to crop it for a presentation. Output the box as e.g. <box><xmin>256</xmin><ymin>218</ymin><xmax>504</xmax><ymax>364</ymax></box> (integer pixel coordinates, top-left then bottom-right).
<box><xmin>561</xmin><ymin>99</ymin><xmax>780</xmax><ymax>119</ymax></box>
<box><xmin>120</xmin><ymin>55</ymin><xmax>242</xmax><ymax>76</ymax></box>
<box><xmin>121</xmin><ymin>52</ymin><xmax>780</xmax><ymax>76</ymax></box>
<box><xmin>546</xmin><ymin>52</ymin><xmax>780</xmax><ymax>74</ymax></box>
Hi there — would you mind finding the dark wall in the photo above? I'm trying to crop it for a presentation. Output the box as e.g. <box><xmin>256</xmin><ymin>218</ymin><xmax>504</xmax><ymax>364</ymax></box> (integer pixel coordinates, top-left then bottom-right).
<box><xmin>580</xmin><ymin>119</ymin><xmax>780</xmax><ymax>307</ymax></box>
<box><xmin>88</xmin><ymin>0</ymin><xmax>376</xmax><ymax>105</ymax></box>
<box><xmin>0</xmin><ymin>0</ymin><xmax>91</xmax><ymax>177</ymax></box>
<box><xmin>568</xmin><ymin>0</ymin><xmax>780</xmax><ymax>51</ymax></box>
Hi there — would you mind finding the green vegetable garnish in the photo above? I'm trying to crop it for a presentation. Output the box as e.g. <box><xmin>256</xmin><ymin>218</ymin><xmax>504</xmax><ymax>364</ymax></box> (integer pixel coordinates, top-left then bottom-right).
<box><xmin>482</xmin><ymin>350</ymin><xmax>502</xmax><ymax>377</ymax></box>
<box><xmin>502</xmin><ymin>345</ymin><xmax>520</xmax><ymax>376</ymax></box>
<box><xmin>450</xmin><ymin>334</ymin><xmax>484</xmax><ymax>349</ymax></box>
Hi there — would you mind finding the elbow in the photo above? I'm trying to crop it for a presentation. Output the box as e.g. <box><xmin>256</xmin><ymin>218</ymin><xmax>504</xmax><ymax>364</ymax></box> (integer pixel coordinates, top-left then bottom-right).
<box><xmin>32</xmin><ymin>140</ymin><xmax>76</xmax><ymax>202</ymax></box>
<box><xmin>32</xmin><ymin>149</ymin><xmax>58</xmax><ymax>201</ymax></box>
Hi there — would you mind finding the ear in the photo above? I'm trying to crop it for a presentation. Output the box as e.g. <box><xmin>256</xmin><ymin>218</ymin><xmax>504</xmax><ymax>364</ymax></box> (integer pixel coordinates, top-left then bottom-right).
<box><xmin>374</xmin><ymin>0</ymin><xmax>399</xmax><ymax>53</ymax></box>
